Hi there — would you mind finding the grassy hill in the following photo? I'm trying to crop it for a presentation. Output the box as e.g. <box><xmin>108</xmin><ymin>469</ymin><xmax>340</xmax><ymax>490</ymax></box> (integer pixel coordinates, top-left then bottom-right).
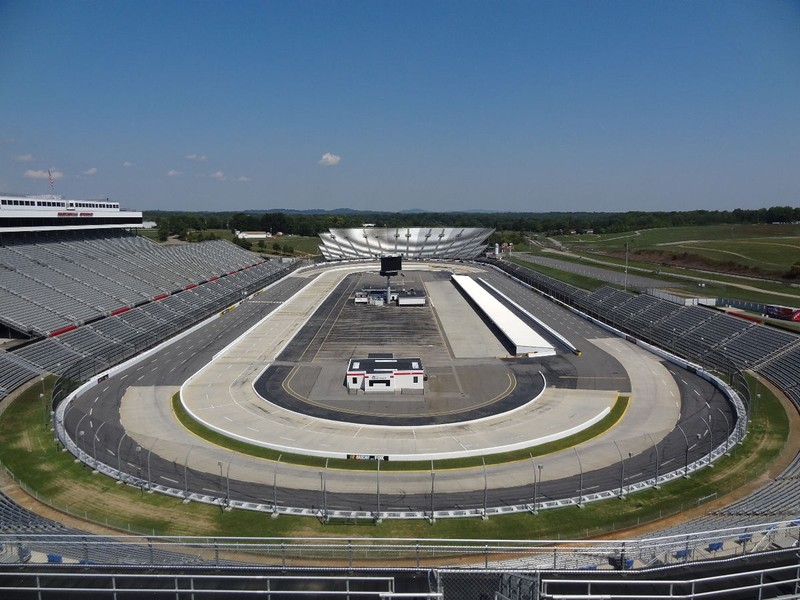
<box><xmin>556</xmin><ymin>223</ymin><xmax>800</xmax><ymax>278</ymax></box>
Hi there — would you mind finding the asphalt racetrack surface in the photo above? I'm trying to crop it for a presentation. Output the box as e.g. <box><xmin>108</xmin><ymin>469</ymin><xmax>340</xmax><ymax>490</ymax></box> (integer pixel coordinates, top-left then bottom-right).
<box><xmin>65</xmin><ymin>262</ymin><xmax>736</xmax><ymax>516</ymax></box>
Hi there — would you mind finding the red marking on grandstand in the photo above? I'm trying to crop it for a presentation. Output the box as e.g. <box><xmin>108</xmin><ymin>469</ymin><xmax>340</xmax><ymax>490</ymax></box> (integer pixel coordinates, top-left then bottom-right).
<box><xmin>111</xmin><ymin>307</ymin><xmax>130</xmax><ymax>316</ymax></box>
<box><xmin>209</xmin><ymin>276</ymin><xmax>219</xmax><ymax>282</ymax></box>
<box><xmin>153</xmin><ymin>294</ymin><xmax>169</xmax><ymax>301</ymax></box>
<box><xmin>184</xmin><ymin>284</ymin><xmax>197</xmax><ymax>290</ymax></box>
<box><xmin>229</xmin><ymin>271</ymin><xmax>238</xmax><ymax>275</ymax></box>
<box><xmin>728</xmin><ymin>311</ymin><xmax>762</xmax><ymax>324</ymax></box>
<box><xmin>50</xmin><ymin>325</ymin><xmax>77</xmax><ymax>337</ymax></box>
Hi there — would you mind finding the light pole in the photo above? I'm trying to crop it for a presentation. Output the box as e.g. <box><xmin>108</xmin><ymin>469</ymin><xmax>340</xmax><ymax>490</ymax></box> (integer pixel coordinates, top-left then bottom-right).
<box><xmin>183</xmin><ymin>445</ymin><xmax>194</xmax><ymax>500</ymax></box>
<box><xmin>536</xmin><ymin>464</ymin><xmax>543</xmax><ymax>514</ymax></box>
<box><xmin>77</xmin><ymin>430</ymin><xmax>85</xmax><ymax>464</ymax></box>
<box><xmin>623</xmin><ymin>242</ymin><xmax>629</xmax><ymax>292</ymax></box>
<box><xmin>717</xmin><ymin>407</ymin><xmax>731</xmax><ymax>454</ymax></box>
<box><xmin>92</xmin><ymin>422</ymin><xmax>105</xmax><ymax>473</ymax></box>
<box><xmin>627</xmin><ymin>452</ymin><xmax>632</xmax><ymax>494</ymax></box>
<box><xmin>375</xmin><ymin>459</ymin><xmax>381</xmax><ymax>524</ymax></box>
<box><xmin>225</xmin><ymin>459</ymin><xmax>231</xmax><ymax>508</ymax></box>
<box><xmin>481</xmin><ymin>457</ymin><xmax>488</xmax><ymax>519</ymax></box>
<box><xmin>136</xmin><ymin>446</ymin><xmax>143</xmax><ymax>496</ymax></box>
<box><xmin>146</xmin><ymin>438</ymin><xmax>158</xmax><ymax>491</ymax></box>
<box><xmin>39</xmin><ymin>379</ymin><xmax>47</xmax><ymax>430</ymax></box>
<box><xmin>646</xmin><ymin>432</ymin><xmax>660</xmax><ymax>489</ymax></box>
<box><xmin>676</xmin><ymin>424</ymin><xmax>690</xmax><ymax>478</ymax></box>
<box><xmin>529</xmin><ymin>454</ymin><xmax>537</xmax><ymax>514</ymax></box>
<box><xmin>272</xmin><ymin>455</ymin><xmax>281</xmax><ymax>518</ymax></box>
<box><xmin>74</xmin><ymin>413</ymin><xmax>88</xmax><ymax>460</ymax></box>
<box><xmin>116</xmin><ymin>432</ymin><xmax>128</xmax><ymax>482</ymax></box>
<box><xmin>321</xmin><ymin>458</ymin><xmax>329</xmax><ymax>523</ymax></box>
<box><xmin>218</xmin><ymin>461</ymin><xmax>224</xmax><ymax>506</ymax></box>
<box><xmin>613</xmin><ymin>441</ymin><xmax>625</xmax><ymax>498</ymax></box>
<box><xmin>700</xmin><ymin>415</ymin><xmax>713</xmax><ymax>466</ymax></box>
<box><xmin>430</xmin><ymin>467</ymin><xmax>436</xmax><ymax>524</ymax></box>
<box><xmin>574</xmin><ymin>448</ymin><xmax>584</xmax><ymax>507</ymax></box>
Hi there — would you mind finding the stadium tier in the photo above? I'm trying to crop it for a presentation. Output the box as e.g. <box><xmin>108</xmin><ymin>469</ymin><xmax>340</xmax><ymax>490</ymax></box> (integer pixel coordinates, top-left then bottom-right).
<box><xmin>0</xmin><ymin>231</ymin><xmax>277</xmax><ymax>337</ymax></box>
<box><xmin>0</xmin><ymin>223</ymin><xmax>300</xmax><ymax>403</ymax></box>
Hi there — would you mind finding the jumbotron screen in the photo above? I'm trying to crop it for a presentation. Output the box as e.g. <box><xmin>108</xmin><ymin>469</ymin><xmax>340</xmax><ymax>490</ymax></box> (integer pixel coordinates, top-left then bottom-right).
<box><xmin>380</xmin><ymin>255</ymin><xmax>402</xmax><ymax>276</ymax></box>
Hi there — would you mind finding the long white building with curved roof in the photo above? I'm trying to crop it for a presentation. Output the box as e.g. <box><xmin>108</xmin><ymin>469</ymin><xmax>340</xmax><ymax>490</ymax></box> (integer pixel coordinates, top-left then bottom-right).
<box><xmin>318</xmin><ymin>227</ymin><xmax>494</xmax><ymax>260</ymax></box>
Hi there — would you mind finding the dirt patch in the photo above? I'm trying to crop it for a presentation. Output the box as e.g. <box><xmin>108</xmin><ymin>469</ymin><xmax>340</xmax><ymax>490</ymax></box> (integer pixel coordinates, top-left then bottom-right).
<box><xmin>626</xmin><ymin>248</ymin><xmax>793</xmax><ymax>279</ymax></box>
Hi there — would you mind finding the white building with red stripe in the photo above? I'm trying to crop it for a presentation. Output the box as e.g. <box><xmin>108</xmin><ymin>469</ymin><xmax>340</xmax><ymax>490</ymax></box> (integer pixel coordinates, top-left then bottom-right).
<box><xmin>346</xmin><ymin>354</ymin><xmax>425</xmax><ymax>395</ymax></box>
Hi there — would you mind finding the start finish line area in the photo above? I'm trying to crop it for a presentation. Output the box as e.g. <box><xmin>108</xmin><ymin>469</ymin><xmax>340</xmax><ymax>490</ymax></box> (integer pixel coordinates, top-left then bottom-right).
<box><xmin>180</xmin><ymin>264</ymin><xmax>638</xmax><ymax>461</ymax></box>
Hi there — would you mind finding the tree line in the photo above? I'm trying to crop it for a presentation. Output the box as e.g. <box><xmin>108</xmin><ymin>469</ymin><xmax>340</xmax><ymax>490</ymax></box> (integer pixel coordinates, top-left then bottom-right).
<box><xmin>147</xmin><ymin>205</ymin><xmax>800</xmax><ymax>242</ymax></box>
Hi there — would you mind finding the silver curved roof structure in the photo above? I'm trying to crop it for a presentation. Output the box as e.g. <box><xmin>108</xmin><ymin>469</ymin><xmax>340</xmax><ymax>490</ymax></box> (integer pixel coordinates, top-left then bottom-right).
<box><xmin>318</xmin><ymin>227</ymin><xmax>494</xmax><ymax>260</ymax></box>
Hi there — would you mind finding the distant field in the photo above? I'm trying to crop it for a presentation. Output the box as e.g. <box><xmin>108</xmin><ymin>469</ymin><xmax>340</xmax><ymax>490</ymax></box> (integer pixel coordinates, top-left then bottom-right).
<box><xmin>139</xmin><ymin>229</ymin><xmax>323</xmax><ymax>256</ymax></box>
<box><xmin>559</xmin><ymin>224</ymin><xmax>800</xmax><ymax>275</ymax></box>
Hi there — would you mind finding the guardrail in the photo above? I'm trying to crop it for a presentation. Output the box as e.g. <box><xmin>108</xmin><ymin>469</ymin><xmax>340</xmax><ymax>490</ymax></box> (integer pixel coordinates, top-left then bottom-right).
<box><xmin>53</xmin><ymin>260</ymin><xmax>746</xmax><ymax>522</ymax></box>
<box><xmin>1</xmin><ymin>522</ymin><xmax>799</xmax><ymax>569</ymax></box>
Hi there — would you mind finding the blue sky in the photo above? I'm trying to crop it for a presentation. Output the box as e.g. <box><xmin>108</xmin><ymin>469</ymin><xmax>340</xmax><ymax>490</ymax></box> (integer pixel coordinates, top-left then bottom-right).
<box><xmin>1</xmin><ymin>1</ymin><xmax>798</xmax><ymax>213</ymax></box>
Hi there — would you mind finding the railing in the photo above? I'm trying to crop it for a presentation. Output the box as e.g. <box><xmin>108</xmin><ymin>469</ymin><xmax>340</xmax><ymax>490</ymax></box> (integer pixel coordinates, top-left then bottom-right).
<box><xmin>1</xmin><ymin>524</ymin><xmax>799</xmax><ymax>568</ymax></box>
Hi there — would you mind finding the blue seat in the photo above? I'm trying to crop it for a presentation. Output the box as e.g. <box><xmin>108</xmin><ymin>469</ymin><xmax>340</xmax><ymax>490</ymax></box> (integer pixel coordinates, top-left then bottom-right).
<box><xmin>47</xmin><ymin>553</ymin><xmax>62</xmax><ymax>563</ymax></box>
<box><xmin>707</xmin><ymin>541</ymin><xmax>724</xmax><ymax>552</ymax></box>
<box><xmin>674</xmin><ymin>548</ymin><xmax>692</xmax><ymax>559</ymax></box>
<box><xmin>736</xmin><ymin>533</ymin><xmax>753</xmax><ymax>544</ymax></box>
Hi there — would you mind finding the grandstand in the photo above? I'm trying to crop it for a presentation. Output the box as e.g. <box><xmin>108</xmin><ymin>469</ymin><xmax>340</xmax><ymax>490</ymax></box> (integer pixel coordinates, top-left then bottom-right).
<box><xmin>3</xmin><ymin>210</ymin><xmax>800</xmax><ymax>597</ymax></box>
<box><xmin>318</xmin><ymin>226</ymin><xmax>494</xmax><ymax>260</ymax></box>
<box><xmin>0</xmin><ymin>198</ymin><xmax>300</xmax><ymax>406</ymax></box>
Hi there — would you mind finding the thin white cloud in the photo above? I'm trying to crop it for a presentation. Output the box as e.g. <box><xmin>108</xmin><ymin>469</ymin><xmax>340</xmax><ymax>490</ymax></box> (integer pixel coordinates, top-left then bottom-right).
<box><xmin>122</xmin><ymin>161</ymin><xmax>133</xmax><ymax>168</ymax></box>
<box><xmin>15</xmin><ymin>153</ymin><xmax>34</xmax><ymax>162</ymax></box>
<box><xmin>0</xmin><ymin>138</ymin><xmax>15</xmax><ymax>145</ymax></box>
<box><xmin>319</xmin><ymin>152</ymin><xmax>341</xmax><ymax>166</ymax></box>
<box><xmin>210</xmin><ymin>170</ymin><xmax>226</xmax><ymax>181</ymax></box>
<box><xmin>237</xmin><ymin>175</ymin><xmax>251</xmax><ymax>182</ymax></box>
<box><xmin>185</xmin><ymin>153</ymin><xmax>208</xmax><ymax>162</ymax></box>
<box><xmin>24</xmin><ymin>169</ymin><xmax>63</xmax><ymax>180</ymax></box>
<box><xmin>82</xmin><ymin>167</ymin><xmax>98</xmax><ymax>176</ymax></box>
<box><xmin>166</xmin><ymin>169</ymin><xmax>181</xmax><ymax>177</ymax></box>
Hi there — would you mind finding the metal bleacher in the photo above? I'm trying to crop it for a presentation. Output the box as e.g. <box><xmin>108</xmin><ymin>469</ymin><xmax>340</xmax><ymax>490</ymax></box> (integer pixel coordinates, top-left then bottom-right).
<box><xmin>0</xmin><ymin>231</ymin><xmax>298</xmax><ymax>403</ymax></box>
<box><xmin>485</xmin><ymin>257</ymin><xmax>800</xmax><ymax>409</ymax></box>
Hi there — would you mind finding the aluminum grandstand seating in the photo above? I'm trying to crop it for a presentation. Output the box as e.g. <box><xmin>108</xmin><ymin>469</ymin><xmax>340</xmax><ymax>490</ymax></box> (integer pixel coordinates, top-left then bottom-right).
<box><xmin>0</xmin><ymin>282</ymin><xmax>71</xmax><ymax>335</ymax></box>
<box><xmin>0</xmin><ymin>353</ymin><xmax>41</xmax><ymax>399</ymax></box>
<box><xmin>13</xmin><ymin>339</ymin><xmax>87</xmax><ymax>374</ymax></box>
<box><xmin>626</xmin><ymin>298</ymin><xmax>682</xmax><ymax>336</ymax></box>
<box><xmin>88</xmin><ymin>317</ymin><xmax>157</xmax><ymax>352</ymax></box>
<box><xmin>0</xmin><ymin>235</ymin><xmax>297</xmax><ymax>403</ymax></box>
<box><xmin>9</xmin><ymin>241</ymin><xmax>145</xmax><ymax>307</ymax></box>
<box><xmin>724</xmin><ymin>325</ymin><xmax>799</xmax><ymax>368</ymax></box>
<box><xmin>0</xmin><ymin>491</ymin><xmax>67</xmax><ymax>534</ymax></box>
<box><xmin>613</xmin><ymin>293</ymin><xmax>661</xmax><ymax>321</ymax></box>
